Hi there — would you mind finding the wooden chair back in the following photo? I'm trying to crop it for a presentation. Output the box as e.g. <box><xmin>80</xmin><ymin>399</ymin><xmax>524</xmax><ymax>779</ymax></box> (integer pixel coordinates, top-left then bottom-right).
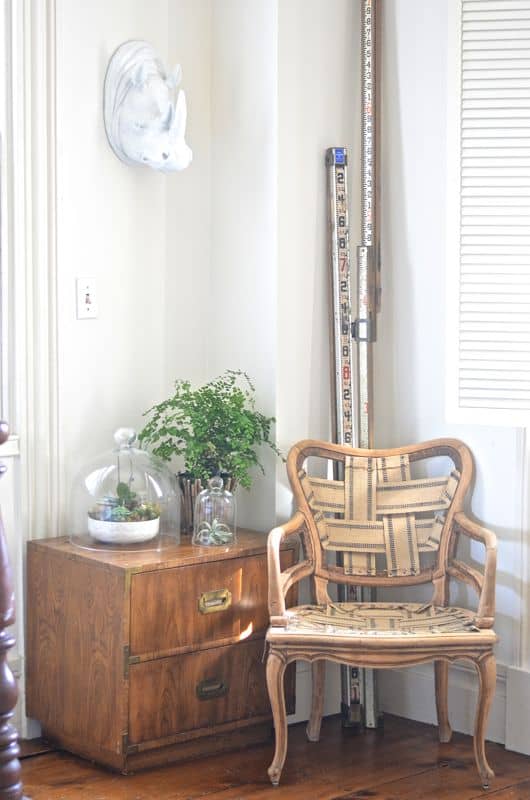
<box><xmin>287</xmin><ymin>438</ymin><xmax>474</xmax><ymax>595</ymax></box>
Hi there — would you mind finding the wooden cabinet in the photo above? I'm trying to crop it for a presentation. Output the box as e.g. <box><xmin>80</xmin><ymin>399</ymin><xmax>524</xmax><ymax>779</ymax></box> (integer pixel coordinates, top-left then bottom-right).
<box><xmin>26</xmin><ymin>531</ymin><xmax>296</xmax><ymax>772</ymax></box>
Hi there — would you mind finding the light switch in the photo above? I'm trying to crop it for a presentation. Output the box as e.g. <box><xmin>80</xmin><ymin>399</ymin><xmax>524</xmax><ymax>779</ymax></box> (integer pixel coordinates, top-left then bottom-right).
<box><xmin>76</xmin><ymin>277</ymin><xmax>98</xmax><ymax>319</ymax></box>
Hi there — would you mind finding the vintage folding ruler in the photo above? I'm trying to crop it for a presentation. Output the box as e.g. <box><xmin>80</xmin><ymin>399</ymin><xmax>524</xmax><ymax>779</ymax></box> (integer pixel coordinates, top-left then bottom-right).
<box><xmin>326</xmin><ymin>145</ymin><xmax>364</xmax><ymax>730</ymax></box>
<box><xmin>326</xmin><ymin>0</ymin><xmax>381</xmax><ymax>732</ymax></box>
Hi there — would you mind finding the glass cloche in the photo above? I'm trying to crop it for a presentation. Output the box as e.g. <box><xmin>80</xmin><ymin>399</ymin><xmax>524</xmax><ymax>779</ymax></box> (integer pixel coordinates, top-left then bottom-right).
<box><xmin>192</xmin><ymin>476</ymin><xmax>236</xmax><ymax>546</ymax></box>
<box><xmin>70</xmin><ymin>427</ymin><xmax>180</xmax><ymax>551</ymax></box>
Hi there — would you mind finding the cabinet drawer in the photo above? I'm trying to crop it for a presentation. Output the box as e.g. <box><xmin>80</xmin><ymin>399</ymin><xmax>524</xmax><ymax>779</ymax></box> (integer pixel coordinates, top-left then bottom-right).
<box><xmin>128</xmin><ymin>639</ymin><xmax>270</xmax><ymax>744</ymax></box>
<box><xmin>130</xmin><ymin>550</ymin><xmax>294</xmax><ymax>657</ymax></box>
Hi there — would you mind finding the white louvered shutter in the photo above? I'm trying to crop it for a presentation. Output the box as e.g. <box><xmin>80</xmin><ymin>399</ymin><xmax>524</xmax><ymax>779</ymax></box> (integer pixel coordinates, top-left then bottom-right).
<box><xmin>447</xmin><ymin>0</ymin><xmax>530</xmax><ymax>424</ymax></box>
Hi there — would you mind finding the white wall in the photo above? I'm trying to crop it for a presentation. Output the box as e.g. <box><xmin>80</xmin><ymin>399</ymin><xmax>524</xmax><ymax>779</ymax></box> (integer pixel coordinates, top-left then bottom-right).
<box><xmin>209</xmin><ymin>0</ymin><xmax>278</xmax><ymax>532</ymax></box>
<box><xmin>166</xmin><ymin>0</ymin><xmax>212</xmax><ymax>387</ymax></box>
<box><xmin>56</xmin><ymin>0</ymin><xmax>213</xmax><ymax>497</ymax></box>
<box><xmin>276</xmin><ymin>0</ymin><xmax>359</xmax><ymax>518</ymax></box>
<box><xmin>57</xmin><ymin>0</ymin><xmax>168</xmax><ymax>496</ymax></box>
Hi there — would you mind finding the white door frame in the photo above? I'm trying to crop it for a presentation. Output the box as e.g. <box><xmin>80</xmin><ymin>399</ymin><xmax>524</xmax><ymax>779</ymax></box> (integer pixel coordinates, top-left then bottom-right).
<box><xmin>0</xmin><ymin>0</ymin><xmax>60</xmax><ymax>737</ymax></box>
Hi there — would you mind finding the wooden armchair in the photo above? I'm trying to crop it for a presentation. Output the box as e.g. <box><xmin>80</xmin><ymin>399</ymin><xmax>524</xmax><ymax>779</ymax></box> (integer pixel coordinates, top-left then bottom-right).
<box><xmin>266</xmin><ymin>438</ymin><xmax>497</xmax><ymax>789</ymax></box>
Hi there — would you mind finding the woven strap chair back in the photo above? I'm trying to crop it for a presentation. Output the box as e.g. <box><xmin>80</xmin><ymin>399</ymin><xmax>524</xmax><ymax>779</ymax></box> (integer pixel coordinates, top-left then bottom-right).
<box><xmin>297</xmin><ymin>453</ymin><xmax>460</xmax><ymax>578</ymax></box>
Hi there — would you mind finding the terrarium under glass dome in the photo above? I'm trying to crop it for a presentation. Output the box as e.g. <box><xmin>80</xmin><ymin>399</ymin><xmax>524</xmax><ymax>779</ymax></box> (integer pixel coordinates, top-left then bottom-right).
<box><xmin>70</xmin><ymin>427</ymin><xmax>180</xmax><ymax>551</ymax></box>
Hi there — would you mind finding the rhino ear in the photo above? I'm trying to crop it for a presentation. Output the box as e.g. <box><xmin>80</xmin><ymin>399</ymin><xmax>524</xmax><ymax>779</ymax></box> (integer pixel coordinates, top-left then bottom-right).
<box><xmin>166</xmin><ymin>63</ymin><xmax>182</xmax><ymax>90</ymax></box>
<box><xmin>132</xmin><ymin>62</ymin><xmax>149</xmax><ymax>87</ymax></box>
<box><xmin>173</xmin><ymin>90</ymin><xmax>187</xmax><ymax>139</ymax></box>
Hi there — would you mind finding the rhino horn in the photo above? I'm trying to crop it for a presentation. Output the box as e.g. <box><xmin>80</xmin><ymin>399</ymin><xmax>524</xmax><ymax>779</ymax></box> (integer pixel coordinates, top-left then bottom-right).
<box><xmin>171</xmin><ymin>90</ymin><xmax>187</xmax><ymax>139</ymax></box>
<box><xmin>166</xmin><ymin>63</ymin><xmax>182</xmax><ymax>90</ymax></box>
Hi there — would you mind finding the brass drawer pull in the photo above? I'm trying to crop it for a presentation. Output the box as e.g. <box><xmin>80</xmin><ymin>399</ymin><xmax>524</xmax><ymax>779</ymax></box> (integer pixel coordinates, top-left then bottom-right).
<box><xmin>198</xmin><ymin>588</ymin><xmax>232</xmax><ymax>615</ymax></box>
<box><xmin>196</xmin><ymin>677</ymin><xmax>228</xmax><ymax>700</ymax></box>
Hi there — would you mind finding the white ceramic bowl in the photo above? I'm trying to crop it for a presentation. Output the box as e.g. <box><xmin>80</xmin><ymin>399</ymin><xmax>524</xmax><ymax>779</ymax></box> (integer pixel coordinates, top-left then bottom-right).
<box><xmin>87</xmin><ymin>516</ymin><xmax>160</xmax><ymax>544</ymax></box>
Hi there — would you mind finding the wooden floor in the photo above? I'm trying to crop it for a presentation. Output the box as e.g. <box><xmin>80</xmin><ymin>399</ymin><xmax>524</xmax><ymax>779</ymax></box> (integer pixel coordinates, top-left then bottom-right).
<box><xmin>21</xmin><ymin>715</ymin><xmax>530</xmax><ymax>800</ymax></box>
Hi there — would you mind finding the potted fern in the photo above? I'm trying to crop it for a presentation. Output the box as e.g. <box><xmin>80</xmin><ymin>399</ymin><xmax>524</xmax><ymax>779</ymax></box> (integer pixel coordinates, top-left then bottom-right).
<box><xmin>139</xmin><ymin>370</ymin><xmax>281</xmax><ymax>533</ymax></box>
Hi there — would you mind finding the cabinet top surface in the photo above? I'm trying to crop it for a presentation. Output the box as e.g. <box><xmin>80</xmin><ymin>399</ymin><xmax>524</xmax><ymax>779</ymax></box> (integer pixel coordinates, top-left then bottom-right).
<box><xmin>27</xmin><ymin>529</ymin><xmax>286</xmax><ymax>573</ymax></box>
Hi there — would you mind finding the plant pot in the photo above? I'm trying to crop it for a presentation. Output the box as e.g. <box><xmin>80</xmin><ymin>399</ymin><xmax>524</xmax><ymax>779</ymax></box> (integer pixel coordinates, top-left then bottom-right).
<box><xmin>178</xmin><ymin>473</ymin><xmax>236</xmax><ymax>535</ymax></box>
<box><xmin>87</xmin><ymin>515</ymin><xmax>160</xmax><ymax>544</ymax></box>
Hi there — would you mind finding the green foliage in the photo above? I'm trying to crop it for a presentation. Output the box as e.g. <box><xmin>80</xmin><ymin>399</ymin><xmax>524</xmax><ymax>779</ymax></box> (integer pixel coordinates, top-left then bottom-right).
<box><xmin>138</xmin><ymin>370</ymin><xmax>282</xmax><ymax>489</ymax></box>
<box><xmin>89</xmin><ymin>482</ymin><xmax>160</xmax><ymax>523</ymax></box>
<box><xmin>116</xmin><ymin>481</ymin><xmax>135</xmax><ymax>506</ymax></box>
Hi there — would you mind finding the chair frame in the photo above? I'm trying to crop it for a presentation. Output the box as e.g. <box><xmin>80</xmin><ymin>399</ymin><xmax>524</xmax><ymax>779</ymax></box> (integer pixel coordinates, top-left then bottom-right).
<box><xmin>266</xmin><ymin>438</ymin><xmax>497</xmax><ymax>789</ymax></box>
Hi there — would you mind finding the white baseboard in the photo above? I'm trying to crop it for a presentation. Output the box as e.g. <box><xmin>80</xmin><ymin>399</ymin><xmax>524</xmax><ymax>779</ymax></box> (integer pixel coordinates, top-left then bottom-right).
<box><xmin>378</xmin><ymin>661</ymin><xmax>507</xmax><ymax>745</ymax></box>
<box><xmin>289</xmin><ymin>660</ymin><xmax>508</xmax><ymax>747</ymax></box>
<box><xmin>505</xmin><ymin>666</ymin><xmax>530</xmax><ymax>755</ymax></box>
<box><xmin>288</xmin><ymin>661</ymin><xmax>342</xmax><ymax>725</ymax></box>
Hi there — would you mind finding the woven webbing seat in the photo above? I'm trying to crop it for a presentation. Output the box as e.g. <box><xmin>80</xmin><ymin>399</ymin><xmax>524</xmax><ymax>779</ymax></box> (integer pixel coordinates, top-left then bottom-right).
<box><xmin>265</xmin><ymin>439</ymin><xmax>497</xmax><ymax>790</ymax></box>
<box><xmin>280</xmin><ymin>602</ymin><xmax>486</xmax><ymax>638</ymax></box>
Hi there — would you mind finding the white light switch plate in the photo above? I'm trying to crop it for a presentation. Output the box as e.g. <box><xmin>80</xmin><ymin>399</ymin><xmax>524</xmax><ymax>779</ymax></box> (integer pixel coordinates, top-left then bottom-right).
<box><xmin>76</xmin><ymin>277</ymin><xmax>98</xmax><ymax>319</ymax></box>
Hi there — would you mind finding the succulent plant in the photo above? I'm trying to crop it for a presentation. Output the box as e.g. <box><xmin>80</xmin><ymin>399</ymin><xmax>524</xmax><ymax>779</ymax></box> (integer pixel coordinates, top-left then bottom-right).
<box><xmin>88</xmin><ymin>480</ymin><xmax>160</xmax><ymax>523</ymax></box>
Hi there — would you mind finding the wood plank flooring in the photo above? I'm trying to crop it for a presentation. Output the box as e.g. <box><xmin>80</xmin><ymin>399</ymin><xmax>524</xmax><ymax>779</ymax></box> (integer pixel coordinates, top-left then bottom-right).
<box><xmin>21</xmin><ymin>715</ymin><xmax>530</xmax><ymax>800</ymax></box>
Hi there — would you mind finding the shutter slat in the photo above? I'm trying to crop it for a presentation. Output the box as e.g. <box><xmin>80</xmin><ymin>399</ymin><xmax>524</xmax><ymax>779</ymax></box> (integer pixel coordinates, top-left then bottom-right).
<box><xmin>462</xmin><ymin>217</ymin><xmax>530</xmax><ymax>224</ymax></box>
<box><xmin>464</xmin><ymin>89</ymin><xmax>530</xmax><ymax>98</ymax></box>
<box><xmin>464</xmin><ymin>22</ymin><xmax>530</xmax><ymax>31</ymax></box>
<box><xmin>460</xmin><ymin>359</ymin><xmax>530</xmax><ymax>369</ymax></box>
<box><xmin>464</xmin><ymin>109</ymin><xmax>530</xmax><ymax>118</ymax></box>
<box><xmin>463</xmin><ymin>11</ymin><xmax>530</xmax><ymax>22</ymax></box>
<box><xmin>461</xmin><ymin>271</ymin><xmax>530</xmax><ymax>280</ymax></box>
<box><xmin>464</xmin><ymin>28</ymin><xmax>530</xmax><ymax>38</ymax></box>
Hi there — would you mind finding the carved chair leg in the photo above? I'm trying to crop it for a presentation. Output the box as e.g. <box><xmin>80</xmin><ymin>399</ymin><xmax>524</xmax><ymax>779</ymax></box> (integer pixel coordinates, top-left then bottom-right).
<box><xmin>434</xmin><ymin>660</ymin><xmax>452</xmax><ymax>743</ymax></box>
<box><xmin>473</xmin><ymin>652</ymin><xmax>496</xmax><ymax>790</ymax></box>
<box><xmin>306</xmin><ymin>660</ymin><xmax>325</xmax><ymax>743</ymax></box>
<box><xmin>266</xmin><ymin>650</ymin><xmax>288</xmax><ymax>787</ymax></box>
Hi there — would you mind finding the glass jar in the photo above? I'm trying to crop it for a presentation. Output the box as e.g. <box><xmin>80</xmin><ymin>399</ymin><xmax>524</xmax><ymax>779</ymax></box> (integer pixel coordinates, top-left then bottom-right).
<box><xmin>192</xmin><ymin>476</ymin><xmax>236</xmax><ymax>546</ymax></box>
<box><xmin>70</xmin><ymin>427</ymin><xmax>180</xmax><ymax>552</ymax></box>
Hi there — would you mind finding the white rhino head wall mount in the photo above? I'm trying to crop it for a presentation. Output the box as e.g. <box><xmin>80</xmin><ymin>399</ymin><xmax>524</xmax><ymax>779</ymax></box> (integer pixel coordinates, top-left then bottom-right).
<box><xmin>104</xmin><ymin>40</ymin><xmax>192</xmax><ymax>173</ymax></box>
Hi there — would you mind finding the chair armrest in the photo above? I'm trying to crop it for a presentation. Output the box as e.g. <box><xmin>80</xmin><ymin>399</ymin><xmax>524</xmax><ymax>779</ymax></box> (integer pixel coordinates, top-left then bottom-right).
<box><xmin>268</xmin><ymin>510</ymin><xmax>314</xmax><ymax>626</ymax></box>
<box><xmin>447</xmin><ymin>511</ymin><xmax>497</xmax><ymax>628</ymax></box>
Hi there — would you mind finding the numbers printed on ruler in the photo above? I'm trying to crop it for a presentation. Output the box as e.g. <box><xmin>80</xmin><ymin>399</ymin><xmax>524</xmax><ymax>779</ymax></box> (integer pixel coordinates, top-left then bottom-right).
<box><xmin>362</xmin><ymin>0</ymin><xmax>375</xmax><ymax>247</ymax></box>
<box><xmin>334</xmin><ymin>151</ymin><xmax>354</xmax><ymax>445</ymax></box>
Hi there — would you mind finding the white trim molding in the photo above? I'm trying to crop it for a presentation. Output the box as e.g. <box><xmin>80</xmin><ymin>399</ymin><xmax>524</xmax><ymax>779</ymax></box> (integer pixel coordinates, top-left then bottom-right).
<box><xmin>506</xmin><ymin>666</ymin><xmax>530</xmax><ymax>755</ymax></box>
<box><xmin>379</xmin><ymin>662</ymin><xmax>507</xmax><ymax>745</ymax></box>
<box><xmin>2</xmin><ymin>0</ymin><xmax>60</xmax><ymax>535</ymax></box>
<box><xmin>2</xmin><ymin>0</ymin><xmax>59</xmax><ymax>540</ymax></box>
<box><xmin>19</xmin><ymin>0</ymin><xmax>61</xmax><ymax>541</ymax></box>
<box><xmin>1</xmin><ymin>0</ymin><xmax>60</xmax><ymax>738</ymax></box>
<box><xmin>520</xmin><ymin>427</ymin><xmax>530</xmax><ymax>672</ymax></box>
<box><xmin>505</xmin><ymin>430</ymin><xmax>530</xmax><ymax>754</ymax></box>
